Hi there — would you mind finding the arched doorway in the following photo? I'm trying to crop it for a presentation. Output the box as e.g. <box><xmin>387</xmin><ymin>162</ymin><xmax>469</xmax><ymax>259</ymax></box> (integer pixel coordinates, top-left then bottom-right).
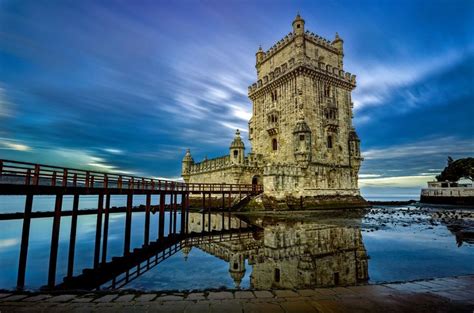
<box><xmin>252</xmin><ymin>175</ymin><xmax>261</xmax><ymax>193</ymax></box>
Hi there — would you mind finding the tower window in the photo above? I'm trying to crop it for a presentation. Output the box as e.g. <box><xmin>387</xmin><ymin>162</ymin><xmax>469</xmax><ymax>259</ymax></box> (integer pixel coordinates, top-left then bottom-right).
<box><xmin>272</xmin><ymin>138</ymin><xmax>278</xmax><ymax>151</ymax></box>
<box><xmin>299</xmin><ymin>134</ymin><xmax>305</xmax><ymax>141</ymax></box>
<box><xmin>233</xmin><ymin>262</ymin><xmax>238</xmax><ymax>270</ymax></box>
<box><xmin>327</xmin><ymin>136</ymin><xmax>333</xmax><ymax>149</ymax></box>
<box><xmin>296</xmin><ymin>24</ymin><xmax>300</xmax><ymax>28</ymax></box>
<box><xmin>233</xmin><ymin>150</ymin><xmax>238</xmax><ymax>157</ymax></box>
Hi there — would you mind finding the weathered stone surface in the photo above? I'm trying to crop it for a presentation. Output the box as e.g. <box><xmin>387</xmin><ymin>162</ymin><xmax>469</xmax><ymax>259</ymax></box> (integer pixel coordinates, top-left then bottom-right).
<box><xmin>207</xmin><ymin>292</ymin><xmax>234</xmax><ymax>300</ymax></box>
<box><xmin>156</xmin><ymin>294</ymin><xmax>184</xmax><ymax>301</ymax></box>
<box><xmin>24</xmin><ymin>294</ymin><xmax>52</xmax><ymax>302</ymax></box>
<box><xmin>274</xmin><ymin>290</ymin><xmax>299</xmax><ymax>298</ymax></box>
<box><xmin>134</xmin><ymin>293</ymin><xmax>158</xmax><ymax>302</ymax></box>
<box><xmin>185</xmin><ymin>293</ymin><xmax>206</xmax><ymax>301</ymax></box>
<box><xmin>114</xmin><ymin>294</ymin><xmax>135</xmax><ymax>302</ymax></box>
<box><xmin>234</xmin><ymin>291</ymin><xmax>255</xmax><ymax>299</ymax></box>
<box><xmin>93</xmin><ymin>294</ymin><xmax>119</xmax><ymax>303</ymax></box>
<box><xmin>253</xmin><ymin>290</ymin><xmax>274</xmax><ymax>298</ymax></box>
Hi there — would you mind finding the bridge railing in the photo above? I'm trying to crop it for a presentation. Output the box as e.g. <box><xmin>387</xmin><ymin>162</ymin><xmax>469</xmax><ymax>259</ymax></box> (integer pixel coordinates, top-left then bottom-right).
<box><xmin>0</xmin><ymin>159</ymin><xmax>262</xmax><ymax>193</ymax></box>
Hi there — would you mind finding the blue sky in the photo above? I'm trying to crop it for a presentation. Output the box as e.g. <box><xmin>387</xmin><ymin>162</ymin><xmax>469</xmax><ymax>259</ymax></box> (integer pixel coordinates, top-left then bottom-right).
<box><xmin>0</xmin><ymin>0</ymin><xmax>473</xmax><ymax>197</ymax></box>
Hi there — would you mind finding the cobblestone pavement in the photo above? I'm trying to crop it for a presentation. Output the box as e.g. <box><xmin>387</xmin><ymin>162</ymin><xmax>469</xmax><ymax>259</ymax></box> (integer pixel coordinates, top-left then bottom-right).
<box><xmin>1</xmin><ymin>275</ymin><xmax>473</xmax><ymax>312</ymax></box>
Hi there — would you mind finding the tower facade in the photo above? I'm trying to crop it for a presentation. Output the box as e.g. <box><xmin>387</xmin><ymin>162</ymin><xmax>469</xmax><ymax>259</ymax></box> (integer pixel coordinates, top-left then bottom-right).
<box><xmin>247</xmin><ymin>14</ymin><xmax>362</xmax><ymax>198</ymax></box>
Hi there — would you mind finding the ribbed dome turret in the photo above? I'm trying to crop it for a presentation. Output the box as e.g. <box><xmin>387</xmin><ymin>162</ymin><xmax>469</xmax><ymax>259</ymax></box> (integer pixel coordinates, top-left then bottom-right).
<box><xmin>182</xmin><ymin>148</ymin><xmax>194</xmax><ymax>162</ymax></box>
<box><xmin>230</xmin><ymin>129</ymin><xmax>245</xmax><ymax>149</ymax></box>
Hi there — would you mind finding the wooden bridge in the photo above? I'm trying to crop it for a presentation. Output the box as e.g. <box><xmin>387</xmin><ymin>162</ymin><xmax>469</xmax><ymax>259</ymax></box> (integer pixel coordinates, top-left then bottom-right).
<box><xmin>0</xmin><ymin>159</ymin><xmax>263</xmax><ymax>290</ymax></box>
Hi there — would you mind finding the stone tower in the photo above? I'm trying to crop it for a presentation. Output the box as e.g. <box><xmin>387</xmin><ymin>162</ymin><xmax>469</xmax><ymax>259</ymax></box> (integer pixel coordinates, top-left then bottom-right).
<box><xmin>182</xmin><ymin>14</ymin><xmax>365</xmax><ymax>207</ymax></box>
<box><xmin>247</xmin><ymin>14</ymin><xmax>363</xmax><ymax>199</ymax></box>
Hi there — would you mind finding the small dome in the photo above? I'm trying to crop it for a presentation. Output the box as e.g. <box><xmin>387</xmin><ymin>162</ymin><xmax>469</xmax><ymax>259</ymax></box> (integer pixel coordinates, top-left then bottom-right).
<box><xmin>230</xmin><ymin>129</ymin><xmax>245</xmax><ymax>149</ymax></box>
<box><xmin>182</xmin><ymin>148</ymin><xmax>194</xmax><ymax>162</ymax></box>
<box><xmin>293</xmin><ymin>116</ymin><xmax>311</xmax><ymax>134</ymax></box>
<box><xmin>293</xmin><ymin>13</ymin><xmax>304</xmax><ymax>24</ymax></box>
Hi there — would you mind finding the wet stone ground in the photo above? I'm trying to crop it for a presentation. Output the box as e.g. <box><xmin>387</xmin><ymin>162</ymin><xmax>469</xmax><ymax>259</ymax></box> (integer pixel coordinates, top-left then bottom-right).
<box><xmin>0</xmin><ymin>275</ymin><xmax>473</xmax><ymax>312</ymax></box>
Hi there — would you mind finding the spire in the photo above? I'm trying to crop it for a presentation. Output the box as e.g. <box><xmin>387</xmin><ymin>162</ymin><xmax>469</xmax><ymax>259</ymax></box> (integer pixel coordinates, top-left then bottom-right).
<box><xmin>333</xmin><ymin>32</ymin><xmax>343</xmax><ymax>43</ymax></box>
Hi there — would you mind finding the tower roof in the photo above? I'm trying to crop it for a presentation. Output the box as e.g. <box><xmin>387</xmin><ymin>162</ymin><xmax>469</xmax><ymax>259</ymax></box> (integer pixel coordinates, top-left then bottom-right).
<box><xmin>292</xmin><ymin>13</ymin><xmax>305</xmax><ymax>25</ymax></box>
<box><xmin>182</xmin><ymin>148</ymin><xmax>194</xmax><ymax>162</ymax></box>
<box><xmin>230</xmin><ymin>129</ymin><xmax>245</xmax><ymax>149</ymax></box>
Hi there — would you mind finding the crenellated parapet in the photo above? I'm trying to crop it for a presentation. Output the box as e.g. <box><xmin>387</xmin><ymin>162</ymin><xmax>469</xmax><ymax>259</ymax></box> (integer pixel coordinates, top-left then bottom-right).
<box><xmin>248</xmin><ymin>58</ymin><xmax>356</xmax><ymax>98</ymax></box>
<box><xmin>189</xmin><ymin>155</ymin><xmax>232</xmax><ymax>174</ymax></box>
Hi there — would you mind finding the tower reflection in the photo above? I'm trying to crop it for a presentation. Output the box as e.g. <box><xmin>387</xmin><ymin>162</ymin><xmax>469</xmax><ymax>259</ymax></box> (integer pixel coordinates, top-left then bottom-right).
<box><xmin>185</xmin><ymin>213</ymin><xmax>369</xmax><ymax>289</ymax></box>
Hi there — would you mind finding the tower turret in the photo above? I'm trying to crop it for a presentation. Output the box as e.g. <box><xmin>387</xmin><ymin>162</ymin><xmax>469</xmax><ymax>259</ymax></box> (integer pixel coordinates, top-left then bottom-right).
<box><xmin>292</xmin><ymin>13</ymin><xmax>305</xmax><ymax>35</ymax></box>
<box><xmin>256</xmin><ymin>45</ymin><xmax>265</xmax><ymax>66</ymax></box>
<box><xmin>229</xmin><ymin>129</ymin><xmax>245</xmax><ymax>165</ymax></box>
<box><xmin>332</xmin><ymin>32</ymin><xmax>344</xmax><ymax>68</ymax></box>
<box><xmin>293</xmin><ymin>115</ymin><xmax>312</xmax><ymax>167</ymax></box>
<box><xmin>181</xmin><ymin>148</ymin><xmax>194</xmax><ymax>183</ymax></box>
<box><xmin>229</xmin><ymin>253</ymin><xmax>246</xmax><ymax>289</ymax></box>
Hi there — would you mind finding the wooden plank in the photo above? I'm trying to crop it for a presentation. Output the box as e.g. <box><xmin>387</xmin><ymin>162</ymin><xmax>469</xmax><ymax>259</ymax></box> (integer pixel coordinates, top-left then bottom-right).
<box><xmin>67</xmin><ymin>194</ymin><xmax>79</xmax><ymax>277</ymax></box>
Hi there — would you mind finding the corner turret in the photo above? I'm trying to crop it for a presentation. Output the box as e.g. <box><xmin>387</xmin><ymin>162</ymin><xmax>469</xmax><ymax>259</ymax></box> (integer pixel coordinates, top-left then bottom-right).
<box><xmin>292</xmin><ymin>13</ymin><xmax>305</xmax><ymax>35</ymax></box>
<box><xmin>181</xmin><ymin>148</ymin><xmax>194</xmax><ymax>183</ymax></box>
<box><xmin>256</xmin><ymin>46</ymin><xmax>265</xmax><ymax>66</ymax></box>
<box><xmin>230</xmin><ymin>129</ymin><xmax>245</xmax><ymax>165</ymax></box>
<box><xmin>229</xmin><ymin>253</ymin><xmax>246</xmax><ymax>289</ymax></box>
<box><xmin>293</xmin><ymin>115</ymin><xmax>312</xmax><ymax>167</ymax></box>
<box><xmin>332</xmin><ymin>32</ymin><xmax>344</xmax><ymax>68</ymax></box>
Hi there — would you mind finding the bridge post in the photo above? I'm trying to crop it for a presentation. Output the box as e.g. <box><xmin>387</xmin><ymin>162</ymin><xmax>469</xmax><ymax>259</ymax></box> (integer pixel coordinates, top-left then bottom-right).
<box><xmin>144</xmin><ymin>193</ymin><xmax>151</xmax><ymax>246</ymax></box>
<box><xmin>93</xmin><ymin>193</ymin><xmax>104</xmax><ymax>269</ymax></box>
<box><xmin>101</xmin><ymin>193</ymin><xmax>110</xmax><ymax>264</ymax></box>
<box><xmin>169</xmin><ymin>186</ymin><xmax>174</xmax><ymax>236</ymax></box>
<box><xmin>67</xmin><ymin>194</ymin><xmax>79</xmax><ymax>277</ymax></box>
<box><xmin>48</xmin><ymin>193</ymin><xmax>63</xmax><ymax>288</ymax></box>
<box><xmin>17</xmin><ymin>193</ymin><xmax>33</xmax><ymax>289</ymax></box>
<box><xmin>221</xmin><ymin>192</ymin><xmax>225</xmax><ymax>230</ymax></box>
<box><xmin>202</xmin><ymin>192</ymin><xmax>205</xmax><ymax>232</ymax></box>
<box><xmin>173</xmin><ymin>193</ymin><xmax>178</xmax><ymax>234</ymax></box>
<box><xmin>159</xmin><ymin>193</ymin><xmax>165</xmax><ymax>240</ymax></box>
<box><xmin>124</xmin><ymin>192</ymin><xmax>133</xmax><ymax>255</ymax></box>
<box><xmin>208</xmin><ymin>192</ymin><xmax>211</xmax><ymax>232</ymax></box>
<box><xmin>180</xmin><ymin>192</ymin><xmax>186</xmax><ymax>234</ymax></box>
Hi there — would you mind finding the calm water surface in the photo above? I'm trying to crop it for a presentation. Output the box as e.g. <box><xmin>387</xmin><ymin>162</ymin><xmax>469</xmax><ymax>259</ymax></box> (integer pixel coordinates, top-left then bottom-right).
<box><xmin>0</xmin><ymin>195</ymin><xmax>473</xmax><ymax>291</ymax></box>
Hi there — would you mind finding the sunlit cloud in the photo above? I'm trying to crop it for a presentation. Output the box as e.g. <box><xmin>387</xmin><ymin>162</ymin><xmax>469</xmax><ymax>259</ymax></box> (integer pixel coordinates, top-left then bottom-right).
<box><xmin>0</xmin><ymin>138</ymin><xmax>32</xmax><ymax>152</ymax></box>
<box><xmin>103</xmin><ymin>148</ymin><xmax>124</xmax><ymax>155</ymax></box>
<box><xmin>359</xmin><ymin>174</ymin><xmax>382</xmax><ymax>178</ymax></box>
<box><xmin>359</xmin><ymin>175</ymin><xmax>435</xmax><ymax>188</ymax></box>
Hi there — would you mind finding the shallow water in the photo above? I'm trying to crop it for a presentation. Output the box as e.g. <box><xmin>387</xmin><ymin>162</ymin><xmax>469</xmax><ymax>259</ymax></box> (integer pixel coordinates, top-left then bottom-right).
<box><xmin>0</xmin><ymin>195</ymin><xmax>473</xmax><ymax>291</ymax></box>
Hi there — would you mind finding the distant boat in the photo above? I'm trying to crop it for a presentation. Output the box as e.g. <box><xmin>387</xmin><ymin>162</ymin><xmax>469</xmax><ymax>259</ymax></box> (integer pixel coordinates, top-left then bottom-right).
<box><xmin>420</xmin><ymin>181</ymin><xmax>474</xmax><ymax>205</ymax></box>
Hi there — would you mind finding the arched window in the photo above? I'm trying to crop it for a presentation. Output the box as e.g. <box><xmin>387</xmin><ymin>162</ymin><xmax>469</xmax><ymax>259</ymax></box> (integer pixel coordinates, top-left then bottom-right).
<box><xmin>327</xmin><ymin>136</ymin><xmax>333</xmax><ymax>149</ymax></box>
<box><xmin>272</xmin><ymin>138</ymin><xmax>278</xmax><ymax>151</ymax></box>
<box><xmin>299</xmin><ymin>134</ymin><xmax>305</xmax><ymax>141</ymax></box>
<box><xmin>233</xmin><ymin>150</ymin><xmax>238</xmax><ymax>157</ymax></box>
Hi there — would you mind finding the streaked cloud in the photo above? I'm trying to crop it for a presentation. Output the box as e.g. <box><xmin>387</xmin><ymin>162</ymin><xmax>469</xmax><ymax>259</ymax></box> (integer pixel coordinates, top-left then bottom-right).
<box><xmin>359</xmin><ymin>175</ymin><xmax>435</xmax><ymax>188</ymax></box>
<box><xmin>363</xmin><ymin>137</ymin><xmax>473</xmax><ymax>160</ymax></box>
